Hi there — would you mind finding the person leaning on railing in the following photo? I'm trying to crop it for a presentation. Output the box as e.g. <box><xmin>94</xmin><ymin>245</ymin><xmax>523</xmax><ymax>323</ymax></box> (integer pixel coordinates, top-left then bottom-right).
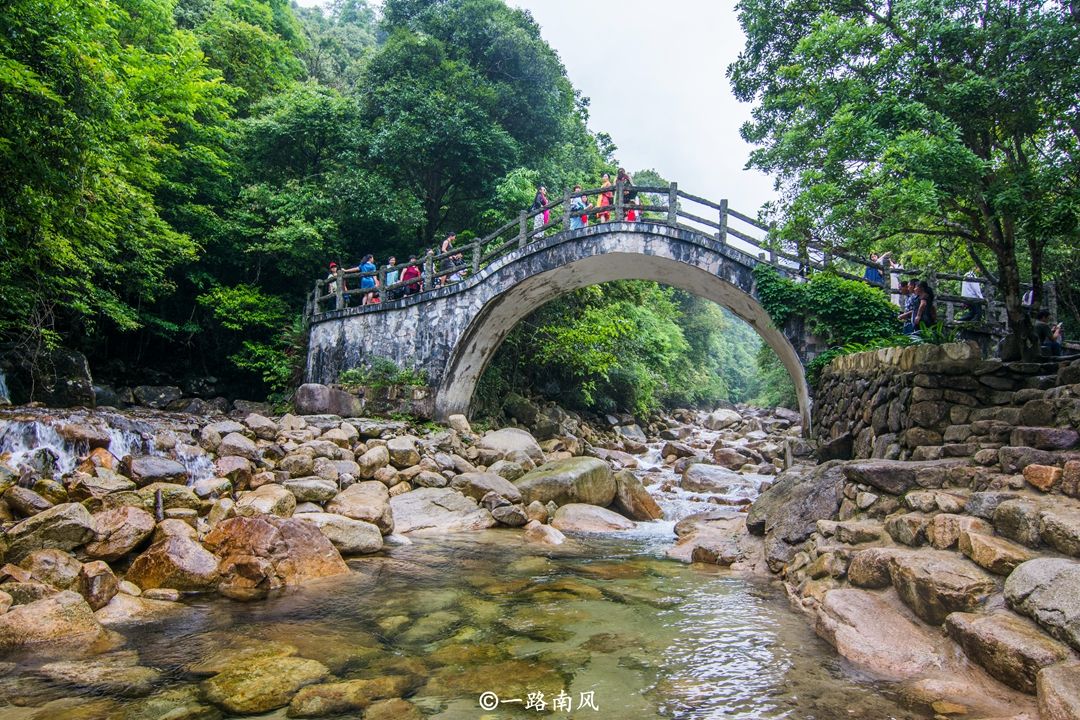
<box><xmin>401</xmin><ymin>255</ymin><xmax>421</xmax><ymax>295</ymax></box>
<box><xmin>569</xmin><ymin>185</ymin><xmax>591</xmax><ymax>230</ymax></box>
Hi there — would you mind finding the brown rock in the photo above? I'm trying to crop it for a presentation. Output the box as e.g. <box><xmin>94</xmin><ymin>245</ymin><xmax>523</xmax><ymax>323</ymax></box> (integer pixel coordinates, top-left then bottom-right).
<box><xmin>551</xmin><ymin>504</ymin><xmax>635</xmax><ymax>533</ymax></box>
<box><xmin>76</xmin><ymin>561</ymin><xmax>119</xmax><ymax>611</ymax></box>
<box><xmin>928</xmin><ymin>513</ymin><xmax>993</xmax><ymax>550</ymax></box>
<box><xmin>366</xmin><ymin>698</ymin><xmax>423</xmax><ymax>720</ymax></box>
<box><xmin>0</xmin><ymin>591</ymin><xmax>110</xmax><ymax>652</ymax></box>
<box><xmin>5</xmin><ymin>486</ymin><xmax>53</xmax><ymax>516</ymax></box>
<box><xmin>1038</xmin><ymin>506</ymin><xmax>1080</xmax><ymax>557</ymax></box>
<box><xmin>889</xmin><ymin>550</ymin><xmax>999</xmax><ymax>624</ymax></box>
<box><xmin>848</xmin><ymin>548</ymin><xmax>905</xmax><ymax>589</ymax></box>
<box><xmin>945</xmin><ymin>611</ymin><xmax>1071</xmax><ymax>693</ymax></box>
<box><xmin>236</xmin><ymin>483</ymin><xmax>296</xmax><ymax>518</ymax></box>
<box><xmin>1024</xmin><ymin>464</ymin><xmax>1063</xmax><ymax>492</ymax></box>
<box><xmin>885</xmin><ymin>512</ymin><xmax>930</xmax><ymax>547</ymax></box>
<box><xmin>326</xmin><ymin>481</ymin><xmax>393</xmax><ymax>534</ymax></box>
<box><xmin>85</xmin><ymin>506</ymin><xmax>155</xmax><ymax>561</ymax></box>
<box><xmin>287</xmin><ymin>675</ymin><xmax>413</xmax><ymax>717</ymax></box>
<box><xmin>959</xmin><ymin>531</ymin><xmax>1036</xmax><ymax>576</ymax></box>
<box><xmin>1063</xmin><ymin>460</ymin><xmax>1080</xmax><ymax>498</ymax></box>
<box><xmin>1037</xmin><ymin>662</ymin><xmax>1080</xmax><ymax>720</ymax></box>
<box><xmin>4</xmin><ymin>503</ymin><xmax>97</xmax><ymax>564</ymax></box>
<box><xmin>612</xmin><ymin>470</ymin><xmax>663</xmax><ymax>521</ymax></box>
<box><xmin>19</xmin><ymin>549</ymin><xmax>82</xmax><ymax>590</ymax></box>
<box><xmin>523</xmin><ymin>519</ymin><xmax>565</xmax><ymax>546</ymax></box>
<box><xmin>125</xmin><ymin>535</ymin><xmax>220</xmax><ymax>592</ymax></box>
<box><xmin>203</xmin><ymin>515</ymin><xmax>348</xmax><ymax>598</ymax></box>
<box><xmin>215</xmin><ymin>456</ymin><xmax>253</xmax><ymax>489</ymax></box>
<box><xmin>815</xmin><ymin>589</ymin><xmax>950</xmax><ymax>680</ymax></box>
<box><xmin>202</xmin><ymin>656</ymin><xmax>330</xmax><ymax>714</ymax></box>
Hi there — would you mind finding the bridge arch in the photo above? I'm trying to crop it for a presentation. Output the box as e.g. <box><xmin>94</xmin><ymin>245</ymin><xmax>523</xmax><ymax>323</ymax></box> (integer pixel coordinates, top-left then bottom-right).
<box><xmin>306</xmin><ymin>221</ymin><xmax>814</xmax><ymax>430</ymax></box>
<box><xmin>438</xmin><ymin>225</ymin><xmax>811</xmax><ymax>428</ymax></box>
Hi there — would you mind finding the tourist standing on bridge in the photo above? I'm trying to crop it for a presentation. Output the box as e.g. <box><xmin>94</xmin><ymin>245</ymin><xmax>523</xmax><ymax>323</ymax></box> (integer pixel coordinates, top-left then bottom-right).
<box><xmin>898</xmin><ymin>280</ymin><xmax>920</xmax><ymax>333</ymax></box>
<box><xmin>958</xmin><ymin>270</ymin><xmax>985</xmax><ymax>321</ymax></box>
<box><xmin>384</xmin><ymin>257</ymin><xmax>400</xmax><ymax>300</ymax></box>
<box><xmin>569</xmin><ymin>185</ymin><xmax>591</xmax><ymax>230</ymax></box>
<box><xmin>913</xmin><ymin>280</ymin><xmax>937</xmax><ymax>330</ymax></box>
<box><xmin>863</xmin><ymin>252</ymin><xmax>887</xmax><ymax>286</ymax></box>
<box><xmin>531</xmin><ymin>185</ymin><xmax>549</xmax><ymax>235</ymax></box>
<box><xmin>597</xmin><ymin>173</ymin><xmax>613</xmax><ymax>222</ymax></box>
<box><xmin>359</xmin><ymin>254</ymin><xmax>378</xmax><ymax>305</ymax></box>
<box><xmin>617</xmin><ymin>168</ymin><xmax>637</xmax><ymax>221</ymax></box>
<box><xmin>402</xmin><ymin>255</ymin><xmax>421</xmax><ymax>296</ymax></box>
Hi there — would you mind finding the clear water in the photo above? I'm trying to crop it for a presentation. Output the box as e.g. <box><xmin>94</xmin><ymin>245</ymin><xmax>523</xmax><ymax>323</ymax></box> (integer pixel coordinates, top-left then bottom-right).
<box><xmin>0</xmin><ymin>532</ymin><xmax>928</xmax><ymax>720</ymax></box>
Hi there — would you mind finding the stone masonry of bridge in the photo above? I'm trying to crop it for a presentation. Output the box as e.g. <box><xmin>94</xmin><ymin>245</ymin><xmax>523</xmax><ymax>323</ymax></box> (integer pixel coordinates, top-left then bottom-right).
<box><xmin>306</xmin><ymin>221</ymin><xmax>821</xmax><ymax>428</ymax></box>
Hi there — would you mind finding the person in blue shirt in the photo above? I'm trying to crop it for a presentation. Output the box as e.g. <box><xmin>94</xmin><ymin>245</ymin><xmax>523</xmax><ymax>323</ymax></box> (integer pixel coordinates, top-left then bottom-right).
<box><xmin>359</xmin><ymin>254</ymin><xmax>379</xmax><ymax>305</ymax></box>
<box><xmin>864</xmin><ymin>252</ymin><xmax>886</xmax><ymax>286</ymax></box>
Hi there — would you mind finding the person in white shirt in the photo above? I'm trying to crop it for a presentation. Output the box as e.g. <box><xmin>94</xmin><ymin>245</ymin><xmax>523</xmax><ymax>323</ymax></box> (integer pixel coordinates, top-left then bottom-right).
<box><xmin>959</xmin><ymin>270</ymin><xmax>985</xmax><ymax>321</ymax></box>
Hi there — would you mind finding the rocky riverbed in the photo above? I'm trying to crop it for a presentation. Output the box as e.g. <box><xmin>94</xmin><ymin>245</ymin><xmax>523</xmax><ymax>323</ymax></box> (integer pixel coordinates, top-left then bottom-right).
<box><xmin>2</xmin><ymin>390</ymin><xmax>1067</xmax><ymax>719</ymax></box>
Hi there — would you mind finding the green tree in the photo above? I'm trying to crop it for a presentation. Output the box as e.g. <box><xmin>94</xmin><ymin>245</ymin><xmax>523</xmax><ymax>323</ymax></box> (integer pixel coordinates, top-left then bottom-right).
<box><xmin>729</xmin><ymin>0</ymin><xmax>1080</xmax><ymax>358</ymax></box>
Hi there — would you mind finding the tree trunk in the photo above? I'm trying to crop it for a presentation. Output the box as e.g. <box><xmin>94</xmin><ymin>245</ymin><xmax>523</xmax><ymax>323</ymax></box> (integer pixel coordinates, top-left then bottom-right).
<box><xmin>996</xmin><ymin>243</ymin><xmax>1039</xmax><ymax>361</ymax></box>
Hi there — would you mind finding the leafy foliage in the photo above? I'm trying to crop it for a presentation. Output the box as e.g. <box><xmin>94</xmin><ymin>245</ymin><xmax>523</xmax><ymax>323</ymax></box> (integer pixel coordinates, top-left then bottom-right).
<box><xmin>753</xmin><ymin>266</ymin><xmax>901</xmax><ymax>345</ymax></box>
<box><xmin>338</xmin><ymin>358</ymin><xmax>428</xmax><ymax>389</ymax></box>
<box><xmin>729</xmin><ymin>0</ymin><xmax>1080</xmax><ymax>354</ymax></box>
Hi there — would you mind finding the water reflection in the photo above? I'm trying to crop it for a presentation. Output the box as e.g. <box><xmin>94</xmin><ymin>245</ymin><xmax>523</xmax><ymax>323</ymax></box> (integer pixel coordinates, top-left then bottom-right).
<box><xmin>0</xmin><ymin>532</ymin><xmax>925</xmax><ymax>719</ymax></box>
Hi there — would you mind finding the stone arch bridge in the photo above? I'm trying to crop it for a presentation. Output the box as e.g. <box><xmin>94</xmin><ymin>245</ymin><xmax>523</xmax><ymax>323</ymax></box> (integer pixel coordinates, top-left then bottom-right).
<box><xmin>304</xmin><ymin>183</ymin><xmax>1001</xmax><ymax>430</ymax></box>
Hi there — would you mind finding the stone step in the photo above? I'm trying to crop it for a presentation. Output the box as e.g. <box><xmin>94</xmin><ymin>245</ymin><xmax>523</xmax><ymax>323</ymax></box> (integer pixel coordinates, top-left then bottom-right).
<box><xmin>1037</xmin><ymin>662</ymin><xmax>1080</xmax><ymax>719</ymax></box>
<box><xmin>958</xmin><ymin>530</ymin><xmax>1036</xmax><ymax>576</ymax></box>
<box><xmin>842</xmin><ymin>459</ymin><xmax>971</xmax><ymax>495</ymax></box>
<box><xmin>1005</xmin><ymin>558</ymin><xmax>1080</xmax><ymax>653</ymax></box>
<box><xmin>888</xmin><ymin>549</ymin><xmax>999</xmax><ymax>625</ymax></box>
<box><xmin>944</xmin><ymin>611</ymin><xmax>1073</xmax><ymax>694</ymax></box>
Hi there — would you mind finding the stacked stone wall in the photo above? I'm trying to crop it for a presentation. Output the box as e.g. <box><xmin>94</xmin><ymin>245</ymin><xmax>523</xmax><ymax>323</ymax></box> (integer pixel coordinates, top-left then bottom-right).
<box><xmin>813</xmin><ymin>341</ymin><xmax>1080</xmax><ymax>461</ymax></box>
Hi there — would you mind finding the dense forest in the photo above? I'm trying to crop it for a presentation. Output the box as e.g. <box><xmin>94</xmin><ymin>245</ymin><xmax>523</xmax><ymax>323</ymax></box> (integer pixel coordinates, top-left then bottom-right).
<box><xmin>1</xmin><ymin>0</ymin><xmax>783</xmax><ymax>413</ymax></box>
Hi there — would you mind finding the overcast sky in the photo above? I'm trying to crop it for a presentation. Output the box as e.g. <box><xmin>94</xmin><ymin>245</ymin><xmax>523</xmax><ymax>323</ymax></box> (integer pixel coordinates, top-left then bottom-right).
<box><xmin>293</xmin><ymin>0</ymin><xmax>778</xmax><ymax>215</ymax></box>
<box><xmin>507</xmin><ymin>0</ymin><xmax>777</xmax><ymax>215</ymax></box>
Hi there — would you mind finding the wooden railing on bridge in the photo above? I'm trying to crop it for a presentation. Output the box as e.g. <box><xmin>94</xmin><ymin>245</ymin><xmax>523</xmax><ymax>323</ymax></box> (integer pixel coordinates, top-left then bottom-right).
<box><xmin>305</xmin><ymin>182</ymin><xmax>1049</xmax><ymax>332</ymax></box>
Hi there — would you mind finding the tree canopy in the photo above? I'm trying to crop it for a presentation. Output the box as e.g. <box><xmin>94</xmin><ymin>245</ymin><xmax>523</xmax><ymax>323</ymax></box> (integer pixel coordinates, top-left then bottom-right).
<box><xmin>729</xmin><ymin>0</ymin><xmax>1080</xmax><ymax>356</ymax></box>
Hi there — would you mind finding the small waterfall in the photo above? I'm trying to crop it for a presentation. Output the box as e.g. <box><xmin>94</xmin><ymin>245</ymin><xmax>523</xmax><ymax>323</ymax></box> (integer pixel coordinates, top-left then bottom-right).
<box><xmin>105</xmin><ymin>424</ymin><xmax>153</xmax><ymax>460</ymax></box>
<box><xmin>175</xmin><ymin>444</ymin><xmax>216</xmax><ymax>484</ymax></box>
<box><xmin>0</xmin><ymin>370</ymin><xmax>10</xmax><ymax>406</ymax></box>
<box><xmin>0</xmin><ymin>421</ymin><xmax>77</xmax><ymax>476</ymax></box>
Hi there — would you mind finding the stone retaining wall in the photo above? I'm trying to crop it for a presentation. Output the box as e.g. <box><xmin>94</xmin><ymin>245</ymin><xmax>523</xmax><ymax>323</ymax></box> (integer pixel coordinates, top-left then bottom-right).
<box><xmin>813</xmin><ymin>341</ymin><xmax>1080</xmax><ymax>461</ymax></box>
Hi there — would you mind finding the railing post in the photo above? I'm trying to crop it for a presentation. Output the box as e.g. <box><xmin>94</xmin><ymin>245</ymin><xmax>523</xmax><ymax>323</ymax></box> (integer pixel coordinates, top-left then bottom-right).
<box><xmin>518</xmin><ymin>210</ymin><xmax>528</xmax><ymax>248</ymax></box>
<box><xmin>718</xmin><ymin>199</ymin><xmax>728</xmax><ymax>243</ymax></box>
<box><xmin>377</xmin><ymin>266</ymin><xmax>386</xmax><ymax>303</ymax></box>
<box><xmin>423</xmin><ymin>253</ymin><xmax>434</xmax><ymax>291</ymax></box>
<box><xmin>471</xmin><ymin>241</ymin><xmax>481</xmax><ymax>275</ymax></box>
<box><xmin>614</xmin><ymin>182</ymin><xmax>624</xmax><ymax>222</ymax></box>
<box><xmin>1046</xmin><ymin>281</ymin><xmax>1057</xmax><ymax>318</ymax></box>
<box><xmin>667</xmin><ymin>182</ymin><xmax>677</xmax><ymax>225</ymax></box>
<box><xmin>562</xmin><ymin>189</ymin><xmax>572</xmax><ymax>231</ymax></box>
<box><xmin>334</xmin><ymin>268</ymin><xmax>344</xmax><ymax>310</ymax></box>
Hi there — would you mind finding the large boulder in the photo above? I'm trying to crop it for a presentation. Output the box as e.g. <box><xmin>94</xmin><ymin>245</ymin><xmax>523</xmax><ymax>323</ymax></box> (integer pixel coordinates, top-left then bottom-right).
<box><xmin>450</xmin><ymin>472</ymin><xmax>523</xmax><ymax>504</ymax></box>
<box><xmin>123</xmin><ymin>456</ymin><xmax>188</xmax><ymax>487</ymax></box>
<box><xmin>202</xmin><ymin>655</ymin><xmax>331</xmax><ymax>714</ymax></box>
<box><xmin>299</xmin><ymin>513</ymin><xmax>383</xmax><ymax>555</ymax></box>
<box><xmin>4</xmin><ymin>503</ymin><xmax>97</xmax><ymax>564</ymax></box>
<box><xmin>288</xmin><ymin>676</ymin><xmax>415</xmax><ymax>718</ymax></box>
<box><xmin>702</xmin><ymin>408</ymin><xmax>741</xmax><ymax>430</ymax></box>
<box><xmin>612</xmin><ymin>470</ymin><xmax>662</xmax><ymax>521</ymax></box>
<box><xmin>815</xmin><ymin>589</ymin><xmax>950</xmax><ymax>680</ymax></box>
<box><xmin>842</xmin><ymin>458</ymin><xmax>968</xmax><ymax>495</ymax></box>
<box><xmin>133</xmin><ymin>385</ymin><xmax>182</xmax><ymax>409</ymax></box>
<box><xmin>125</xmin><ymin>535</ymin><xmax>220</xmax><ymax>592</ymax></box>
<box><xmin>294</xmin><ymin>383</ymin><xmax>363</xmax><ymax>417</ymax></box>
<box><xmin>0</xmin><ymin>590</ymin><xmax>111</xmax><ymax>654</ymax></box>
<box><xmin>514</xmin><ymin>457</ymin><xmax>616</xmax><ymax>507</ymax></box>
<box><xmin>477</xmin><ymin>428</ymin><xmax>545</xmax><ymax>465</ymax></box>
<box><xmin>219</xmin><ymin>433</ymin><xmax>260</xmax><ymax>462</ymax></box>
<box><xmin>386</xmin><ymin>436</ymin><xmax>421</xmax><ymax>469</ymax></box>
<box><xmin>745</xmin><ymin>463</ymin><xmax>845</xmax><ymax>572</ymax></box>
<box><xmin>283</xmin><ymin>477</ymin><xmax>338</xmax><ymax>503</ymax></box>
<box><xmin>85</xmin><ymin>506</ymin><xmax>156</xmax><ymax>561</ymax></box>
<box><xmin>551</xmin><ymin>504</ymin><xmax>635</xmax><ymax>533</ymax></box>
<box><xmin>944</xmin><ymin>611</ymin><xmax>1071</xmax><ymax>693</ymax></box>
<box><xmin>888</xmin><ymin>550</ymin><xmax>998</xmax><ymax>625</ymax></box>
<box><xmin>204</xmin><ymin>515</ymin><xmax>349</xmax><ymax>597</ymax></box>
<box><xmin>1005</xmin><ymin>558</ymin><xmax>1080</xmax><ymax>651</ymax></box>
<box><xmin>523</xmin><ymin>519</ymin><xmax>565</xmax><ymax>546</ymax></box>
<box><xmin>326</xmin><ymin>482</ymin><xmax>393</xmax><ymax>534</ymax></box>
<box><xmin>388</xmin><ymin>487</ymin><xmax>495</xmax><ymax>534</ymax></box>
<box><xmin>236</xmin><ymin>484</ymin><xmax>296</xmax><ymax>518</ymax></box>
<box><xmin>681</xmin><ymin>464</ymin><xmax>756</xmax><ymax>498</ymax></box>
<box><xmin>19</xmin><ymin>348</ymin><xmax>95</xmax><ymax>408</ymax></box>
<box><xmin>19</xmin><ymin>548</ymin><xmax>82</xmax><ymax>589</ymax></box>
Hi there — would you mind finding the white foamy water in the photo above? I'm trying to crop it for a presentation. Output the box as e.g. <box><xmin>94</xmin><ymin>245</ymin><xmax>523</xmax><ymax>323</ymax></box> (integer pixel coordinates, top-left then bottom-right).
<box><xmin>0</xmin><ymin>420</ymin><xmax>76</xmax><ymax>475</ymax></box>
<box><xmin>175</xmin><ymin>443</ymin><xmax>216</xmax><ymax>483</ymax></box>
